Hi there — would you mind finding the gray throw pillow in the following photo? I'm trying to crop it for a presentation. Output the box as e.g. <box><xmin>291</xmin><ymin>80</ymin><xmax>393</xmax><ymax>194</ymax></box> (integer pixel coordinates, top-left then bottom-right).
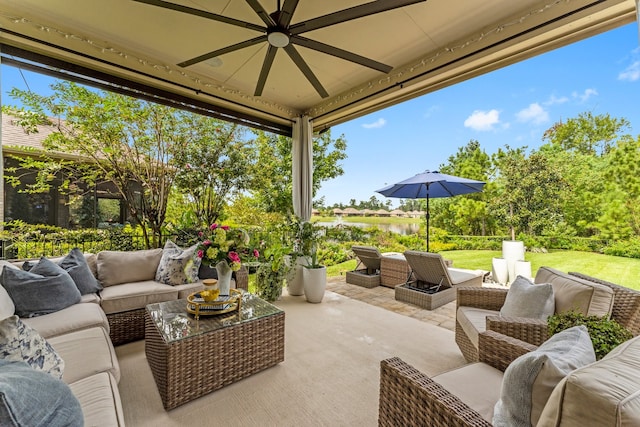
<box><xmin>0</xmin><ymin>315</ymin><xmax>64</xmax><ymax>379</ymax></box>
<box><xmin>1</xmin><ymin>258</ymin><xmax>81</xmax><ymax>317</ymax></box>
<box><xmin>0</xmin><ymin>359</ymin><xmax>82</xmax><ymax>427</ymax></box>
<box><xmin>58</xmin><ymin>248</ymin><xmax>102</xmax><ymax>295</ymax></box>
<box><xmin>493</xmin><ymin>325</ymin><xmax>596</xmax><ymax>427</ymax></box>
<box><xmin>155</xmin><ymin>240</ymin><xmax>202</xmax><ymax>286</ymax></box>
<box><xmin>500</xmin><ymin>275</ymin><xmax>555</xmax><ymax>320</ymax></box>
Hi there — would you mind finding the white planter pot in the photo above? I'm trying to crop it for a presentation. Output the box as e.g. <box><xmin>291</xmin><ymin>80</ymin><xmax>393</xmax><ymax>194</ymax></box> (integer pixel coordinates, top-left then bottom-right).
<box><xmin>286</xmin><ymin>256</ymin><xmax>309</xmax><ymax>296</ymax></box>
<box><xmin>491</xmin><ymin>257</ymin><xmax>509</xmax><ymax>285</ymax></box>
<box><xmin>502</xmin><ymin>240</ymin><xmax>525</xmax><ymax>284</ymax></box>
<box><xmin>514</xmin><ymin>260</ymin><xmax>532</xmax><ymax>281</ymax></box>
<box><xmin>302</xmin><ymin>266</ymin><xmax>326</xmax><ymax>303</ymax></box>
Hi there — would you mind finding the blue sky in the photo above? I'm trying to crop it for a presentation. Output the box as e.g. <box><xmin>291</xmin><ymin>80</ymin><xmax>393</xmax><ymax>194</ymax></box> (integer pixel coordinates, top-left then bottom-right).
<box><xmin>320</xmin><ymin>22</ymin><xmax>640</xmax><ymax>207</ymax></box>
<box><xmin>2</xmin><ymin>23</ymin><xmax>639</xmax><ymax>208</ymax></box>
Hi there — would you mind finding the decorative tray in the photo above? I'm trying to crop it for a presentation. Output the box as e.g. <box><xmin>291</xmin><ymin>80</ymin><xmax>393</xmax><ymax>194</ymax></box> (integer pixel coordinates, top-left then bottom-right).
<box><xmin>186</xmin><ymin>288</ymin><xmax>242</xmax><ymax>319</ymax></box>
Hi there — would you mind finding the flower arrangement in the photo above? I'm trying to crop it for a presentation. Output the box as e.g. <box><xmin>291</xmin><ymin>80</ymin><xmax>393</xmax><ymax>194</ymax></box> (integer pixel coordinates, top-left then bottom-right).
<box><xmin>196</xmin><ymin>223</ymin><xmax>259</xmax><ymax>271</ymax></box>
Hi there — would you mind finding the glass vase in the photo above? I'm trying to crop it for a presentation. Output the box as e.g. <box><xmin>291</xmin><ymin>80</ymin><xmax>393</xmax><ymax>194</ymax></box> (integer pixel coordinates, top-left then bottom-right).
<box><xmin>216</xmin><ymin>260</ymin><xmax>233</xmax><ymax>296</ymax></box>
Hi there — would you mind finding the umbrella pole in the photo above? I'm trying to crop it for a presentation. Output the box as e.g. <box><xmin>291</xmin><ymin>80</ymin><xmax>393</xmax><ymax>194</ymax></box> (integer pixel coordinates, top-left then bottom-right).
<box><xmin>426</xmin><ymin>195</ymin><xmax>430</xmax><ymax>252</ymax></box>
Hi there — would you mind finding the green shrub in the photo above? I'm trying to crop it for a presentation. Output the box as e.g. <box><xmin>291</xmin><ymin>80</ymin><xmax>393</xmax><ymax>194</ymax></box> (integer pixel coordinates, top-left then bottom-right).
<box><xmin>548</xmin><ymin>311</ymin><xmax>632</xmax><ymax>359</ymax></box>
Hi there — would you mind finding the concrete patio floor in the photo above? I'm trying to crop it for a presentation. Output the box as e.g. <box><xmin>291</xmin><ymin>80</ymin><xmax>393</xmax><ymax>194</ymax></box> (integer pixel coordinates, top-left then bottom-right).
<box><xmin>325</xmin><ymin>274</ymin><xmax>457</xmax><ymax>331</ymax></box>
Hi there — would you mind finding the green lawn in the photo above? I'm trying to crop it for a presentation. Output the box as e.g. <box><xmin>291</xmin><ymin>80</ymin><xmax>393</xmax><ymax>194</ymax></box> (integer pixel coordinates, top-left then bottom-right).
<box><xmin>327</xmin><ymin>250</ymin><xmax>640</xmax><ymax>290</ymax></box>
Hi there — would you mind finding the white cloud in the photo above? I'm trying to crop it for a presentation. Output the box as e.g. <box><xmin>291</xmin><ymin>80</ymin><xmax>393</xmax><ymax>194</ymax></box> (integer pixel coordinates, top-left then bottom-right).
<box><xmin>463</xmin><ymin>109</ymin><xmax>500</xmax><ymax>131</ymax></box>
<box><xmin>619</xmin><ymin>61</ymin><xmax>640</xmax><ymax>82</ymax></box>
<box><xmin>362</xmin><ymin>118</ymin><xmax>386</xmax><ymax>129</ymax></box>
<box><xmin>544</xmin><ymin>94</ymin><xmax>569</xmax><ymax>106</ymax></box>
<box><xmin>516</xmin><ymin>103</ymin><xmax>549</xmax><ymax>124</ymax></box>
<box><xmin>572</xmin><ymin>88</ymin><xmax>598</xmax><ymax>103</ymax></box>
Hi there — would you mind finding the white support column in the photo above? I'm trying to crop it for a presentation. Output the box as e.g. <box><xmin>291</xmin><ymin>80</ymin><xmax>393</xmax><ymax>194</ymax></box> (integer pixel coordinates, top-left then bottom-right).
<box><xmin>292</xmin><ymin>116</ymin><xmax>313</xmax><ymax>221</ymax></box>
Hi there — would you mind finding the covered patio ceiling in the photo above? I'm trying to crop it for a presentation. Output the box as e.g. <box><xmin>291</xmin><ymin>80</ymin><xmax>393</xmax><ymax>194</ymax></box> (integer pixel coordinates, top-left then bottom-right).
<box><xmin>0</xmin><ymin>0</ymin><xmax>637</xmax><ymax>136</ymax></box>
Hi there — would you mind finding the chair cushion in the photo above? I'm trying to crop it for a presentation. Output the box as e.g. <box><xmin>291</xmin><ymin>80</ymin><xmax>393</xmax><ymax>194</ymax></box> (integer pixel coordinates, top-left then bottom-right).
<box><xmin>0</xmin><ymin>360</ymin><xmax>83</xmax><ymax>427</ymax></box>
<box><xmin>0</xmin><ymin>315</ymin><xmax>65</xmax><ymax>380</ymax></box>
<box><xmin>21</xmin><ymin>302</ymin><xmax>109</xmax><ymax>339</ymax></box>
<box><xmin>433</xmin><ymin>362</ymin><xmax>504</xmax><ymax>422</ymax></box>
<box><xmin>457</xmin><ymin>306</ymin><xmax>501</xmax><ymax>348</ymax></box>
<box><xmin>69</xmin><ymin>372</ymin><xmax>125</xmax><ymax>427</ymax></box>
<box><xmin>58</xmin><ymin>248</ymin><xmax>103</xmax><ymax>295</ymax></box>
<box><xmin>535</xmin><ymin>266</ymin><xmax>614</xmax><ymax>317</ymax></box>
<box><xmin>99</xmin><ymin>280</ymin><xmax>178</xmax><ymax>314</ymax></box>
<box><xmin>539</xmin><ymin>334</ymin><xmax>640</xmax><ymax>426</ymax></box>
<box><xmin>500</xmin><ymin>275</ymin><xmax>555</xmax><ymax>320</ymax></box>
<box><xmin>97</xmin><ymin>248</ymin><xmax>163</xmax><ymax>287</ymax></box>
<box><xmin>48</xmin><ymin>326</ymin><xmax>120</xmax><ymax>384</ymax></box>
<box><xmin>493</xmin><ymin>325</ymin><xmax>595</xmax><ymax>427</ymax></box>
<box><xmin>155</xmin><ymin>240</ymin><xmax>201</xmax><ymax>286</ymax></box>
<box><xmin>1</xmin><ymin>258</ymin><xmax>81</xmax><ymax>317</ymax></box>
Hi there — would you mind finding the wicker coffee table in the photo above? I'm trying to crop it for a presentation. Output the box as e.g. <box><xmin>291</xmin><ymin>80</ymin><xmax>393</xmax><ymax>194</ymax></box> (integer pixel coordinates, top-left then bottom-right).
<box><xmin>145</xmin><ymin>292</ymin><xmax>285</xmax><ymax>410</ymax></box>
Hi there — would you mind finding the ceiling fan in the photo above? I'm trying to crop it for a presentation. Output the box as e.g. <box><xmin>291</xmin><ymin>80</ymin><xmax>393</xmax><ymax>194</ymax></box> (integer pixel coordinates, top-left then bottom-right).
<box><xmin>134</xmin><ymin>0</ymin><xmax>426</xmax><ymax>98</ymax></box>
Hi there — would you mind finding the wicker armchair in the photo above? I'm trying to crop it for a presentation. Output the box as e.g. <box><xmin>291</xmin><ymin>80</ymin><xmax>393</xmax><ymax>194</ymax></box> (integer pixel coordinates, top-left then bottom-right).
<box><xmin>379</xmin><ymin>331</ymin><xmax>535</xmax><ymax>427</ymax></box>
<box><xmin>455</xmin><ymin>267</ymin><xmax>640</xmax><ymax>362</ymax></box>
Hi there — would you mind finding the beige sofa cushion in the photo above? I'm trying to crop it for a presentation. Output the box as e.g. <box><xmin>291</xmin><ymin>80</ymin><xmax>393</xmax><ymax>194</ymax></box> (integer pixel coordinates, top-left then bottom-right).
<box><xmin>49</xmin><ymin>326</ymin><xmax>120</xmax><ymax>384</ymax></box>
<box><xmin>99</xmin><ymin>280</ymin><xmax>178</xmax><ymax>314</ymax></box>
<box><xmin>70</xmin><ymin>372</ymin><xmax>125</xmax><ymax>427</ymax></box>
<box><xmin>456</xmin><ymin>306</ymin><xmax>500</xmax><ymax>348</ymax></box>
<box><xmin>535</xmin><ymin>266</ymin><xmax>614</xmax><ymax>317</ymax></box>
<box><xmin>97</xmin><ymin>249</ymin><xmax>163</xmax><ymax>287</ymax></box>
<box><xmin>539</xmin><ymin>334</ymin><xmax>640</xmax><ymax>426</ymax></box>
<box><xmin>21</xmin><ymin>301</ymin><xmax>110</xmax><ymax>339</ymax></box>
<box><xmin>433</xmin><ymin>362</ymin><xmax>503</xmax><ymax>422</ymax></box>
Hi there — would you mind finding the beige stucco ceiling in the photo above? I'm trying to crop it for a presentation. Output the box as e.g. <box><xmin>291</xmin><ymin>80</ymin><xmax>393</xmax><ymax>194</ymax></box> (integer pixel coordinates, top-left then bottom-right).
<box><xmin>0</xmin><ymin>0</ymin><xmax>637</xmax><ymax>135</ymax></box>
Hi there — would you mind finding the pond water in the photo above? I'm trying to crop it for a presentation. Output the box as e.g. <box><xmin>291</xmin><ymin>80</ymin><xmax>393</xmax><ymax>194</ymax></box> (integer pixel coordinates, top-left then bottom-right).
<box><xmin>316</xmin><ymin>221</ymin><xmax>421</xmax><ymax>235</ymax></box>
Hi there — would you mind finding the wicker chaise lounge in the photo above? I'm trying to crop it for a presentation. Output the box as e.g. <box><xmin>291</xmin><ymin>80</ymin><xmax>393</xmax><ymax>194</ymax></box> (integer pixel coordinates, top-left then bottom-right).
<box><xmin>346</xmin><ymin>245</ymin><xmax>384</xmax><ymax>288</ymax></box>
<box><xmin>394</xmin><ymin>251</ymin><xmax>484</xmax><ymax>310</ymax></box>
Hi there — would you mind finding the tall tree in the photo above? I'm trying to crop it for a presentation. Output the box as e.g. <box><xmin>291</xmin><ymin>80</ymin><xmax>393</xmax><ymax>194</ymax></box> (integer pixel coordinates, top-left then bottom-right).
<box><xmin>172</xmin><ymin>117</ymin><xmax>255</xmax><ymax>226</ymax></box>
<box><xmin>250</xmin><ymin>129</ymin><xmax>347</xmax><ymax>215</ymax></box>
<box><xmin>5</xmin><ymin>81</ymin><xmax>224</xmax><ymax>247</ymax></box>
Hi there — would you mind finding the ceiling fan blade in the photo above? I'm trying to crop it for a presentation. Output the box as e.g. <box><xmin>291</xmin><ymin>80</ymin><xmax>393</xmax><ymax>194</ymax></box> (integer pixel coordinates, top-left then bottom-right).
<box><xmin>278</xmin><ymin>0</ymin><xmax>300</xmax><ymax>27</ymax></box>
<box><xmin>283</xmin><ymin>45</ymin><xmax>328</xmax><ymax>98</ymax></box>
<box><xmin>291</xmin><ymin>35</ymin><xmax>392</xmax><ymax>73</ymax></box>
<box><xmin>178</xmin><ymin>36</ymin><xmax>267</xmax><ymax>68</ymax></box>
<box><xmin>255</xmin><ymin>45</ymin><xmax>278</xmax><ymax>96</ymax></box>
<box><xmin>290</xmin><ymin>0</ymin><xmax>426</xmax><ymax>35</ymax></box>
<box><xmin>133</xmin><ymin>0</ymin><xmax>265</xmax><ymax>32</ymax></box>
<box><xmin>245</xmin><ymin>0</ymin><xmax>276</xmax><ymax>27</ymax></box>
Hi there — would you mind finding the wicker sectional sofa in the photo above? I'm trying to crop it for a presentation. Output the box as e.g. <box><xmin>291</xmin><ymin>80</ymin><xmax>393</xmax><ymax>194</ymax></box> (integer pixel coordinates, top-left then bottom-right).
<box><xmin>0</xmin><ymin>248</ymin><xmax>247</xmax><ymax>426</ymax></box>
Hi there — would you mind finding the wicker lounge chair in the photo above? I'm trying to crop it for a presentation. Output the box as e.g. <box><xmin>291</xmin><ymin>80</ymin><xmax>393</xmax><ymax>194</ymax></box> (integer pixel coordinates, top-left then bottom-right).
<box><xmin>395</xmin><ymin>250</ymin><xmax>484</xmax><ymax>310</ymax></box>
<box><xmin>346</xmin><ymin>246</ymin><xmax>384</xmax><ymax>288</ymax></box>
<box><xmin>455</xmin><ymin>267</ymin><xmax>640</xmax><ymax>362</ymax></box>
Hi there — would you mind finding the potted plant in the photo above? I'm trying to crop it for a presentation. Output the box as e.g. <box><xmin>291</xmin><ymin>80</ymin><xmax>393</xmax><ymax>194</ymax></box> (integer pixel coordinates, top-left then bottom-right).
<box><xmin>299</xmin><ymin>223</ymin><xmax>326</xmax><ymax>303</ymax></box>
<box><xmin>285</xmin><ymin>216</ymin><xmax>314</xmax><ymax>296</ymax></box>
<box><xmin>255</xmin><ymin>240</ymin><xmax>291</xmax><ymax>303</ymax></box>
<box><xmin>548</xmin><ymin>311</ymin><xmax>633</xmax><ymax>359</ymax></box>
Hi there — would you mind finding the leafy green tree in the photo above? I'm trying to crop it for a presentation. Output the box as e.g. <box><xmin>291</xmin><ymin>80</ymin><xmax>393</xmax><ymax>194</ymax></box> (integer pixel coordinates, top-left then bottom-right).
<box><xmin>542</xmin><ymin>112</ymin><xmax>630</xmax><ymax>156</ymax></box>
<box><xmin>250</xmin><ymin>129</ymin><xmax>347</xmax><ymax>214</ymax></box>
<box><xmin>172</xmin><ymin>117</ymin><xmax>255</xmax><ymax>226</ymax></box>
<box><xmin>5</xmin><ymin>81</ymin><xmax>204</xmax><ymax>247</ymax></box>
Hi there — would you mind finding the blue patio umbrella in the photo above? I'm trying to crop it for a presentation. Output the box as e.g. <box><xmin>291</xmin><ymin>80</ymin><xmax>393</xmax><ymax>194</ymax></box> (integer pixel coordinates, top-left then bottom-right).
<box><xmin>376</xmin><ymin>170</ymin><xmax>485</xmax><ymax>251</ymax></box>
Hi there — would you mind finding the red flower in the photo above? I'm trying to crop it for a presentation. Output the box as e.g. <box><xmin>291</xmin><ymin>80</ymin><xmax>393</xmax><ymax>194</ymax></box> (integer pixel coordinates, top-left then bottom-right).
<box><xmin>203</xmin><ymin>239</ymin><xmax>211</xmax><ymax>246</ymax></box>
<box><xmin>228</xmin><ymin>251</ymin><xmax>241</xmax><ymax>263</ymax></box>
<box><xmin>197</xmin><ymin>249</ymin><xmax>204</xmax><ymax>258</ymax></box>
<box><xmin>209</xmin><ymin>223</ymin><xmax>218</xmax><ymax>231</ymax></box>
<box><xmin>221</xmin><ymin>225</ymin><xmax>230</xmax><ymax>231</ymax></box>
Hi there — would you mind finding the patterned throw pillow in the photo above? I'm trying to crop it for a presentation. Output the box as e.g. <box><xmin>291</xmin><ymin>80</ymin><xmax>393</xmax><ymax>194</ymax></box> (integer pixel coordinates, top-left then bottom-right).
<box><xmin>155</xmin><ymin>240</ymin><xmax>202</xmax><ymax>286</ymax></box>
<box><xmin>0</xmin><ymin>315</ymin><xmax>65</xmax><ymax>380</ymax></box>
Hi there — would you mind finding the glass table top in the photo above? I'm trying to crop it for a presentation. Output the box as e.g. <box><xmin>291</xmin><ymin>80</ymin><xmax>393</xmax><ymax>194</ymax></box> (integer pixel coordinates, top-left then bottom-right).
<box><xmin>146</xmin><ymin>292</ymin><xmax>283</xmax><ymax>344</ymax></box>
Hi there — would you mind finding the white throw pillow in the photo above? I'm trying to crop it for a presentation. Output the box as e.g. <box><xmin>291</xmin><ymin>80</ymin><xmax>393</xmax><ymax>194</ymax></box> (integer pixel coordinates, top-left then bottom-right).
<box><xmin>493</xmin><ymin>325</ymin><xmax>595</xmax><ymax>426</ymax></box>
<box><xmin>500</xmin><ymin>275</ymin><xmax>555</xmax><ymax>320</ymax></box>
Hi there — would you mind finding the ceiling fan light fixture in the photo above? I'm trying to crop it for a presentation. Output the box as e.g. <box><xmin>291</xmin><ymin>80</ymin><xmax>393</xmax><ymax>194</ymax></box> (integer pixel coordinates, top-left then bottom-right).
<box><xmin>267</xmin><ymin>31</ymin><xmax>290</xmax><ymax>48</ymax></box>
